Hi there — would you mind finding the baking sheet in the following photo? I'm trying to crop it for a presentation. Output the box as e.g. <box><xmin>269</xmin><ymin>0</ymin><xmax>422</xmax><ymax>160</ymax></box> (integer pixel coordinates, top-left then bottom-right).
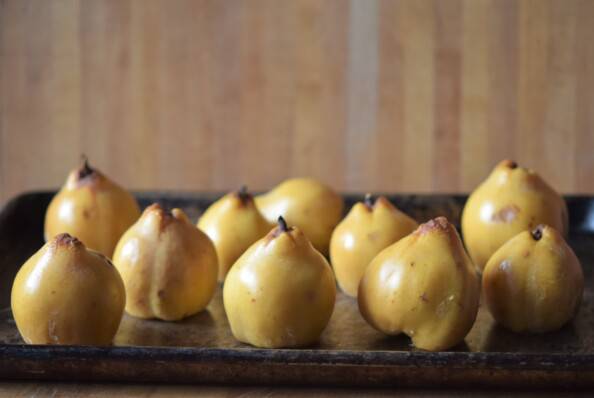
<box><xmin>0</xmin><ymin>191</ymin><xmax>592</xmax><ymax>387</ymax></box>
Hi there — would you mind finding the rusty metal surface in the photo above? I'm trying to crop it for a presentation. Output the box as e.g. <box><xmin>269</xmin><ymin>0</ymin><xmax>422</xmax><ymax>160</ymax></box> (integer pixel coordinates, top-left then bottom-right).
<box><xmin>0</xmin><ymin>191</ymin><xmax>593</xmax><ymax>387</ymax></box>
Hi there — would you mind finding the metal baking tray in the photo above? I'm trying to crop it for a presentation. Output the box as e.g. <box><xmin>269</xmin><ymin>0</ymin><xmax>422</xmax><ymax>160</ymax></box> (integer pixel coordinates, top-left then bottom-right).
<box><xmin>0</xmin><ymin>191</ymin><xmax>593</xmax><ymax>388</ymax></box>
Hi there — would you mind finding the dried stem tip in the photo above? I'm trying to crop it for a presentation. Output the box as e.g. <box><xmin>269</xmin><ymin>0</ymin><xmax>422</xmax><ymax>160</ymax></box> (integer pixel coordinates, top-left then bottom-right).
<box><xmin>77</xmin><ymin>154</ymin><xmax>95</xmax><ymax>179</ymax></box>
<box><xmin>277</xmin><ymin>216</ymin><xmax>289</xmax><ymax>232</ymax></box>
<box><xmin>531</xmin><ymin>225</ymin><xmax>544</xmax><ymax>241</ymax></box>
<box><xmin>237</xmin><ymin>185</ymin><xmax>251</xmax><ymax>203</ymax></box>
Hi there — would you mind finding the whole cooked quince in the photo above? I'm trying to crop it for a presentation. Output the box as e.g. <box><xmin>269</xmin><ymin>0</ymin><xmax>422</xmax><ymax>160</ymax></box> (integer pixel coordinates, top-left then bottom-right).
<box><xmin>224</xmin><ymin>217</ymin><xmax>336</xmax><ymax>348</ymax></box>
<box><xmin>113</xmin><ymin>204</ymin><xmax>218</xmax><ymax>321</ymax></box>
<box><xmin>330</xmin><ymin>194</ymin><xmax>418</xmax><ymax>297</ymax></box>
<box><xmin>461</xmin><ymin>160</ymin><xmax>567</xmax><ymax>270</ymax></box>
<box><xmin>482</xmin><ymin>225</ymin><xmax>583</xmax><ymax>333</ymax></box>
<box><xmin>44</xmin><ymin>157</ymin><xmax>140</xmax><ymax>257</ymax></box>
<box><xmin>358</xmin><ymin>217</ymin><xmax>480</xmax><ymax>351</ymax></box>
<box><xmin>11</xmin><ymin>233</ymin><xmax>125</xmax><ymax>345</ymax></box>
<box><xmin>198</xmin><ymin>186</ymin><xmax>272</xmax><ymax>281</ymax></box>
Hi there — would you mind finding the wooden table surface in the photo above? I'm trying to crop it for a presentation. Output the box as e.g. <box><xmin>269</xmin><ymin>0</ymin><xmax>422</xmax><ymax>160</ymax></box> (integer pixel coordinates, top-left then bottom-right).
<box><xmin>0</xmin><ymin>383</ymin><xmax>592</xmax><ymax>397</ymax></box>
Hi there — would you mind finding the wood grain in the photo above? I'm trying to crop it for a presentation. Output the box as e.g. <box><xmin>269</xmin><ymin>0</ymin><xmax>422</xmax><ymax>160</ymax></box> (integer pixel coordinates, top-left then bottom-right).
<box><xmin>1</xmin><ymin>0</ymin><xmax>593</xmax><ymax>202</ymax></box>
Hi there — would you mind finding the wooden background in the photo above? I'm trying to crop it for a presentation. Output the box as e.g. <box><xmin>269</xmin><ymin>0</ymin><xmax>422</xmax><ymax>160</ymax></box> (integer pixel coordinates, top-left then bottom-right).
<box><xmin>1</xmin><ymin>0</ymin><xmax>593</xmax><ymax>203</ymax></box>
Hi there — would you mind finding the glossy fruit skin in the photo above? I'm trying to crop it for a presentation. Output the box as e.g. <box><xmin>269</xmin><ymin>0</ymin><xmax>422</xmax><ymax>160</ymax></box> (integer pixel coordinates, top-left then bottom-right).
<box><xmin>44</xmin><ymin>164</ymin><xmax>141</xmax><ymax>258</ymax></box>
<box><xmin>113</xmin><ymin>204</ymin><xmax>218</xmax><ymax>321</ymax></box>
<box><xmin>482</xmin><ymin>225</ymin><xmax>583</xmax><ymax>333</ymax></box>
<box><xmin>223</xmin><ymin>223</ymin><xmax>336</xmax><ymax>348</ymax></box>
<box><xmin>11</xmin><ymin>234</ymin><xmax>125</xmax><ymax>345</ymax></box>
<box><xmin>358</xmin><ymin>217</ymin><xmax>480</xmax><ymax>351</ymax></box>
<box><xmin>330</xmin><ymin>196</ymin><xmax>418</xmax><ymax>297</ymax></box>
<box><xmin>197</xmin><ymin>190</ymin><xmax>272</xmax><ymax>281</ymax></box>
<box><xmin>461</xmin><ymin>160</ymin><xmax>568</xmax><ymax>270</ymax></box>
<box><xmin>255</xmin><ymin>178</ymin><xmax>344</xmax><ymax>256</ymax></box>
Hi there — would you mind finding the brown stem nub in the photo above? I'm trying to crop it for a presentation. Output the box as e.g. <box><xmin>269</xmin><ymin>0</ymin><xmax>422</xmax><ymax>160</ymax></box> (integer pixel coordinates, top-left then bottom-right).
<box><xmin>77</xmin><ymin>155</ymin><xmax>95</xmax><ymax>179</ymax></box>
<box><xmin>508</xmin><ymin>161</ymin><xmax>518</xmax><ymax>169</ymax></box>
<box><xmin>237</xmin><ymin>185</ymin><xmax>250</xmax><ymax>203</ymax></box>
<box><xmin>54</xmin><ymin>233</ymin><xmax>83</xmax><ymax>248</ymax></box>
<box><xmin>364</xmin><ymin>193</ymin><xmax>375</xmax><ymax>209</ymax></box>
<box><xmin>531</xmin><ymin>225</ymin><xmax>544</xmax><ymax>241</ymax></box>
<box><xmin>277</xmin><ymin>216</ymin><xmax>289</xmax><ymax>232</ymax></box>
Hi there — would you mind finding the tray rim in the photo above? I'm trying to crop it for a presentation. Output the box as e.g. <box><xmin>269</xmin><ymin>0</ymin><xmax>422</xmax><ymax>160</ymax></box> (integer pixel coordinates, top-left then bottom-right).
<box><xmin>2</xmin><ymin>345</ymin><xmax>594</xmax><ymax>369</ymax></box>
